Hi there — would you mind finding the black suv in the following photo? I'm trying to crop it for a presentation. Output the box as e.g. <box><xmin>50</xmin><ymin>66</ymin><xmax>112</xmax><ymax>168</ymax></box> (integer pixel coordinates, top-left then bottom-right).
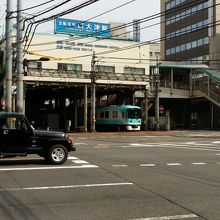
<box><xmin>0</xmin><ymin>112</ymin><xmax>75</xmax><ymax>165</ymax></box>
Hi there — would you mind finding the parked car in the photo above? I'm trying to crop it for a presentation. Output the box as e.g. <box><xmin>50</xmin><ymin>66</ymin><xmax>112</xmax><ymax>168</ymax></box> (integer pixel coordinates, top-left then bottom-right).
<box><xmin>0</xmin><ymin>112</ymin><xmax>75</xmax><ymax>165</ymax></box>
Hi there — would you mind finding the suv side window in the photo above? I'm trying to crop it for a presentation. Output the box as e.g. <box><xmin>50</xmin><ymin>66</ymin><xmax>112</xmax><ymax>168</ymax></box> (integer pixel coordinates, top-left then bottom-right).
<box><xmin>0</xmin><ymin>116</ymin><xmax>29</xmax><ymax>133</ymax></box>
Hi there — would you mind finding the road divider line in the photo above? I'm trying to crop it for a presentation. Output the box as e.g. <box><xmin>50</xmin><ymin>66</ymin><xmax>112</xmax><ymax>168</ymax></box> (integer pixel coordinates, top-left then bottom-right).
<box><xmin>129</xmin><ymin>213</ymin><xmax>198</xmax><ymax>220</ymax></box>
<box><xmin>0</xmin><ymin>182</ymin><xmax>134</xmax><ymax>192</ymax></box>
<box><xmin>140</xmin><ymin>164</ymin><xmax>156</xmax><ymax>167</ymax></box>
<box><xmin>191</xmin><ymin>162</ymin><xmax>206</xmax><ymax>165</ymax></box>
<box><xmin>167</xmin><ymin>163</ymin><xmax>182</xmax><ymax>166</ymax></box>
<box><xmin>112</xmin><ymin>164</ymin><xmax>128</xmax><ymax>167</ymax></box>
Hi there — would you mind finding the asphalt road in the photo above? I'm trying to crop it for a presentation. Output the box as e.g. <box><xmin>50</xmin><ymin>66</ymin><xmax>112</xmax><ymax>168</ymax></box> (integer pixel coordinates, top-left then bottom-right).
<box><xmin>0</xmin><ymin>130</ymin><xmax>220</xmax><ymax>220</ymax></box>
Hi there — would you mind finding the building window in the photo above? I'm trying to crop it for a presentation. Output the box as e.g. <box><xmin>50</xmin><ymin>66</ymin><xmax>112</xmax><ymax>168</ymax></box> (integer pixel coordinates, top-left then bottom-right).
<box><xmin>56</xmin><ymin>41</ymin><xmax>63</xmax><ymax>44</ymax></box>
<box><xmin>58</xmin><ymin>63</ymin><xmax>82</xmax><ymax>72</ymax></box>
<box><xmin>28</xmin><ymin>61</ymin><xmax>42</xmax><ymax>69</ymax></box>
<box><xmin>95</xmin><ymin>45</ymin><xmax>108</xmax><ymax>48</ymax></box>
<box><xmin>166</xmin><ymin>37</ymin><xmax>210</xmax><ymax>57</ymax></box>
<box><xmin>186</xmin><ymin>42</ymin><xmax>191</xmax><ymax>50</ymax></box>
<box><xmin>124</xmin><ymin>67</ymin><xmax>145</xmax><ymax>75</ymax></box>
<box><xmin>56</xmin><ymin>45</ymin><xmax>63</xmax><ymax>49</ymax></box>
<box><xmin>96</xmin><ymin>65</ymin><xmax>115</xmax><ymax>74</ymax></box>
<box><xmin>165</xmin><ymin>1</ymin><xmax>209</xmax><ymax>26</ymax></box>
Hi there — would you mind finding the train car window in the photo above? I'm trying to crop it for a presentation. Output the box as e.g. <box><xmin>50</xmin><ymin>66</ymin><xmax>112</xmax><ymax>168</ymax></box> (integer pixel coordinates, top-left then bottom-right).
<box><xmin>127</xmin><ymin>109</ymin><xmax>141</xmax><ymax>119</ymax></box>
<box><xmin>122</xmin><ymin>111</ymin><xmax>125</xmax><ymax>118</ymax></box>
<box><xmin>112</xmin><ymin>111</ymin><xmax>118</xmax><ymax>119</ymax></box>
<box><xmin>100</xmin><ymin>111</ymin><xmax>104</xmax><ymax>119</ymax></box>
<box><xmin>105</xmin><ymin>111</ymin><xmax>109</xmax><ymax>119</ymax></box>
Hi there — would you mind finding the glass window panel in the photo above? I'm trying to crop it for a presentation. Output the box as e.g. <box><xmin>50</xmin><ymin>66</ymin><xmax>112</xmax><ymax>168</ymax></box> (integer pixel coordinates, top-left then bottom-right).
<box><xmin>192</xmin><ymin>41</ymin><xmax>197</xmax><ymax>48</ymax></box>
<box><xmin>171</xmin><ymin>1</ymin><xmax>175</xmax><ymax>8</ymax></box>
<box><xmin>186</xmin><ymin>42</ymin><xmax>191</xmax><ymax>50</ymax></box>
<box><xmin>198</xmin><ymin>39</ymin><xmax>203</xmax><ymax>46</ymax></box>
<box><xmin>192</xmin><ymin>6</ymin><xmax>197</xmax><ymax>13</ymax></box>
<box><xmin>204</xmin><ymin>37</ymin><xmax>209</xmax><ymax>44</ymax></box>
<box><xmin>176</xmin><ymin>46</ymin><xmax>181</xmax><ymax>53</ymax></box>
<box><xmin>181</xmin><ymin>44</ymin><xmax>186</xmax><ymax>51</ymax></box>
<box><xmin>166</xmin><ymin>49</ymin><xmax>171</xmax><ymax>55</ymax></box>
<box><xmin>166</xmin><ymin>3</ymin><xmax>171</xmax><ymax>10</ymax></box>
<box><xmin>186</xmin><ymin>9</ymin><xmax>191</xmax><ymax>16</ymax></box>
<box><xmin>171</xmin><ymin>48</ymin><xmax>175</xmax><ymax>54</ymax></box>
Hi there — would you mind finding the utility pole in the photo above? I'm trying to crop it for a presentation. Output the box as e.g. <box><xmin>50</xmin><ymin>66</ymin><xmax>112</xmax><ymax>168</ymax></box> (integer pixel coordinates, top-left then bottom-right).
<box><xmin>16</xmin><ymin>0</ymin><xmax>24</xmax><ymax>113</ymax></box>
<box><xmin>90</xmin><ymin>51</ymin><xmax>96</xmax><ymax>132</ymax></box>
<box><xmin>5</xmin><ymin>0</ymin><xmax>13</xmax><ymax>112</ymax></box>
<box><xmin>144</xmin><ymin>89</ymin><xmax>149</xmax><ymax>130</ymax></box>
<box><xmin>154</xmin><ymin>58</ymin><xmax>160</xmax><ymax>130</ymax></box>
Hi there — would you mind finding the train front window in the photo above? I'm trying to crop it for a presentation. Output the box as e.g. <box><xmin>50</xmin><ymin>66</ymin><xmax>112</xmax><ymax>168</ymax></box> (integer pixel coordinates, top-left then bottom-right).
<box><xmin>126</xmin><ymin>109</ymin><xmax>141</xmax><ymax>119</ymax></box>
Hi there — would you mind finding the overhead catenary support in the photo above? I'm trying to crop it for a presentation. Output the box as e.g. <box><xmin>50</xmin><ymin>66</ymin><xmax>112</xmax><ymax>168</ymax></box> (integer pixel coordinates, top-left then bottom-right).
<box><xmin>144</xmin><ymin>89</ymin><xmax>149</xmax><ymax>130</ymax></box>
<box><xmin>5</xmin><ymin>0</ymin><xmax>13</xmax><ymax>112</ymax></box>
<box><xmin>90</xmin><ymin>52</ymin><xmax>96</xmax><ymax>132</ymax></box>
<box><xmin>155</xmin><ymin>59</ymin><xmax>160</xmax><ymax>131</ymax></box>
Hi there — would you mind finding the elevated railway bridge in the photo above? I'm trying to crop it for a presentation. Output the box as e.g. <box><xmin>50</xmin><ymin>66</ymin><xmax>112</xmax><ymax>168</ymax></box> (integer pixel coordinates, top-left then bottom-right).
<box><xmin>9</xmin><ymin>63</ymin><xmax>220</xmax><ymax>131</ymax></box>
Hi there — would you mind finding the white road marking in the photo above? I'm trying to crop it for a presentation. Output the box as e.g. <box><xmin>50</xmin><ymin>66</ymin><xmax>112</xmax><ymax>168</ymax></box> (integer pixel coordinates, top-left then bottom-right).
<box><xmin>191</xmin><ymin>162</ymin><xmax>206</xmax><ymax>165</ymax></box>
<box><xmin>129</xmin><ymin>214</ymin><xmax>198</xmax><ymax>220</ymax></box>
<box><xmin>124</xmin><ymin>142</ymin><xmax>220</xmax><ymax>152</ymax></box>
<box><xmin>167</xmin><ymin>163</ymin><xmax>182</xmax><ymax>166</ymax></box>
<box><xmin>140</xmin><ymin>164</ymin><xmax>156</xmax><ymax>167</ymax></box>
<box><xmin>0</xmin><ymin>182</ymin><xmax>134</xmax><ymax>192</ymax></box>
<box><xmin>68</xmin><ymin>156</ymin><xmax>79</xmax><ymax>160</ymax></box>
<box><xmin>0</xmin><ymin>165</ymin><xmax>99</xmax><ymax>171</ymax></box>
<box><xmin>94</xmin><ymin>146</ymin><xmax>109</xmax><ymax>148</ymax></box>
<box><xmin>112</xmin><ymin>164</ymin><xmax>128</xmax><ymax>167</ymax></box>
<box><xmin>72</xmin><ymin>160</ymin><xmax>89</xmax><ymax>164</ymax></box>
<box><xmin>216</xmin><ymin>154</ymin><xmax>220</xmax><ymax>155</ymax></box>
<box><xmin>74</xmin><ymin>143</ymin><xmax>88</xmax><ymax>145</ymax></box>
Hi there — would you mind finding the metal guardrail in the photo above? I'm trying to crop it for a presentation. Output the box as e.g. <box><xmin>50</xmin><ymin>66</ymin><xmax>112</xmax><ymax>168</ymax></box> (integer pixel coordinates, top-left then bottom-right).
<box><xmin>160</xmin><ymin>80</ymin><xmax>189</xmax><ymax>90</ymax></box>
<box><xmin>195</xmin><ymin>83</ymin><xmax>220</xmax><ymax>105</ymax></box>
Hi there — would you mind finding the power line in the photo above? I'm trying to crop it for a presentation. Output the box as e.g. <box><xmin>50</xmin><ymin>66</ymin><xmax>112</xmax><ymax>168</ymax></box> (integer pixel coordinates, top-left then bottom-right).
<box><xmin>24</xmin><ymin>0</ymin><xmax>99</xmax><ymax>53</ymax></box>
<box><xmin>86</xmin><ymin>0</ymin><xmax>137</xmax><ymax>22</ymax></box>
<box><xmin>26</xmin><ymin>0</ymin><xmax>206</xmax><ymax>49</ymax></box>
<box><xmin>66</xmin><ymin>19</ymin><xmax>220</xmax><ymax>60</ymax></box>
<box><xmin>13</xmin><ymin>0</ymin><xmax>56</xmax><ymax>13</ymax></box>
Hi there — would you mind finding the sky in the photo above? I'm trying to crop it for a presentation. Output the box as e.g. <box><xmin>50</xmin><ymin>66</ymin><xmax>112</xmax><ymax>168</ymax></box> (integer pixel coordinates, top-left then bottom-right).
<box><xmin>0</xmin><ymin>0</ymin><xmax>160</xmax><ymax>42</ymax></box>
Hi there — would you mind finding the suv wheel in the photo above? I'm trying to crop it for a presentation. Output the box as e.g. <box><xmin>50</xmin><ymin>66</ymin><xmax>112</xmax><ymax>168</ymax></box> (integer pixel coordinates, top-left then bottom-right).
<box><xmin>48</xmin><ymin>144</ymin><xmax>68</xmax><ymax>165</ymax></box>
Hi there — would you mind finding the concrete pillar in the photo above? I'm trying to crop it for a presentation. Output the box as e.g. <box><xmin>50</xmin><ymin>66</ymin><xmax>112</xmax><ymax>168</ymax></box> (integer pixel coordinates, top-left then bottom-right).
<box><xmin>171</xmin><ymin>68</ymin><xmax>173</xmax><ymax>95</ymax></box>
<box><xmin>165</xmin><ymin>110</ymin><xmax>170</xmax><ymax>131</ymax></box>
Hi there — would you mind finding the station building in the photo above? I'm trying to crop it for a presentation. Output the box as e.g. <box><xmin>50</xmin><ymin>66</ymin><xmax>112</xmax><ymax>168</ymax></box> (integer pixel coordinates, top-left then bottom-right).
<box><xmin>0</xmin><ymin>22</ymin><xmax>161</xmax><ymax>131</ymax></box>
<box><xmin>24</xmin><ymin>33</ymin><xmax>159</xmax><ymax>131</ymax></box>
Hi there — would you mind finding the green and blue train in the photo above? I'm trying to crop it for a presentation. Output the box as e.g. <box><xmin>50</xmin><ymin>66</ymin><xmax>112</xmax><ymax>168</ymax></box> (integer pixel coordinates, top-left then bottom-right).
<box><xmin>96</xmin><ymin>105</ymin><xmax>141</xmax><ymax>131</ymax></box>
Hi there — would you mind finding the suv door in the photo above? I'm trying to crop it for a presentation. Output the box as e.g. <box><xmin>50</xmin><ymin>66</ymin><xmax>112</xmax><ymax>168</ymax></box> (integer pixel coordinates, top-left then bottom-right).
<box><xmin>0</xmin><ymin>115</ymin><xmax>32</xmax><ymax>156</ymax></box>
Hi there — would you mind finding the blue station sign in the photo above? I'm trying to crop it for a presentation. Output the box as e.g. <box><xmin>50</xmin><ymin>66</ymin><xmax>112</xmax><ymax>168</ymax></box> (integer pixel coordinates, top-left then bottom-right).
<box><xmin>54</xmin><ymin>18</ymin><xmax>111</xmax><ymax>38</ymax></box>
